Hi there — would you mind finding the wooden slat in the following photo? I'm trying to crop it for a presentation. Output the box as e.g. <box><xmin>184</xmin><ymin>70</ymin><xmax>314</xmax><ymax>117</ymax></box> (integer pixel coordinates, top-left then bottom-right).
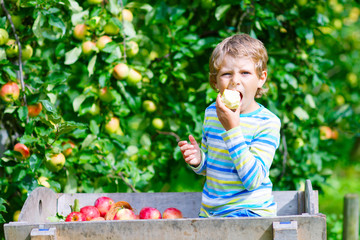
<box><xmin>4</xmin><ymin>215</ymin><xmax>327</xmax><ymax>240</ymax></box>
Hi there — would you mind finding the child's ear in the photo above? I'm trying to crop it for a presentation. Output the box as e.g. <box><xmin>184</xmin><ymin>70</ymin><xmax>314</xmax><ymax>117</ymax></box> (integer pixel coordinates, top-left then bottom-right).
<box><xmin>257</xmin><ymin>70</ymin><xmax>267</xmax><ymax>88</ymax></box>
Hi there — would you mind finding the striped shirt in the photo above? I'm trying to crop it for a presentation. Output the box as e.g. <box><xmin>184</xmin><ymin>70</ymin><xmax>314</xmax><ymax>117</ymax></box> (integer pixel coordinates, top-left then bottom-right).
<box><xmin>191</xmin><ymin>102</ymin><xmax>281</xmax><ymax>217</ymax></box>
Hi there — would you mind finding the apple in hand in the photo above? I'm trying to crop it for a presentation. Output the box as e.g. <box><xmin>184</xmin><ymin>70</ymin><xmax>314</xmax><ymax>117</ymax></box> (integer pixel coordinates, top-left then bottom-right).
<box><xmin>27</xmin><ymin>102</ymin><xmax>42</xmax><ymax>117</ymax></box>
<box><xmin>113</xmin><ymin>208</ymin><xmax>137</xmax><ymax>220</ymax></box>
<box><xmin>221</xmin><ymin>89</ymin><xmax>241</xmax><ymax>110</ymax></box>
<box><xmin>94</xmin><ymin>196</ymin><xmax>114</xmax><ymax>217</ymax></box>
<box><xmin>14</xmin><ymin>143</ymin><xmax>30</xmax><ymax>159</ymax></box>
<box><xmin>65</xmin><ymin>212</ymin><xmax>86</xmax><ymax>222</ymax></box>
<box><xmin>80</xmin><ymin>206</ymin><xmax>101</xmax><ymax>221</ymax></box>
<box><xmin>162</xmin><ymin>208</ymin><xmax>183</xmax><ymax>219</ymax></box>
<box><xmin>139</xmin><ymin>207</ymin><xmax>162</xmax><ymax>219</ymax></box>
<box><xmin>1</xmin><ymin>82</ymin><xmax>20</xmax><ymax>102</ymax></box>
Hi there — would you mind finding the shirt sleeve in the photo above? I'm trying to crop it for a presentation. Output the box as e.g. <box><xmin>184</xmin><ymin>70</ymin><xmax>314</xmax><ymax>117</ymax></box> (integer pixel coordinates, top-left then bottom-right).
<box><xmin>220</xmin><ymin>117</ymin><xmax>281</xmax><ymax>190</ymax></box>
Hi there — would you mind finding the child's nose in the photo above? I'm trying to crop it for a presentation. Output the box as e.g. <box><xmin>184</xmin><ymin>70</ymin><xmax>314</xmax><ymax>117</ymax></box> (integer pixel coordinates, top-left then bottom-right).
<box><xmin>229</xmin><ymin>74</ymin><xmax>241</xmax><ymax>88</ymax></box>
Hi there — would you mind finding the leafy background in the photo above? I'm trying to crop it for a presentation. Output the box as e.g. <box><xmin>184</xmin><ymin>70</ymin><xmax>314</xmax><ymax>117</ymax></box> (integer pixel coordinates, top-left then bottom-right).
<box><xmin>0</xmin><ymin>0</ymin><xmax>359</xmax><ymax>239</ymax></box>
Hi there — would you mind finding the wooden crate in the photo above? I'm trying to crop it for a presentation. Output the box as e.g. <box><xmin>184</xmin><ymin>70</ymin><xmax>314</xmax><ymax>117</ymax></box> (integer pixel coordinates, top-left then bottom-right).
<box><xmin>3</xmin><ymin>180</ymin><xmax>326</xmax><ymax>240</ymax></box>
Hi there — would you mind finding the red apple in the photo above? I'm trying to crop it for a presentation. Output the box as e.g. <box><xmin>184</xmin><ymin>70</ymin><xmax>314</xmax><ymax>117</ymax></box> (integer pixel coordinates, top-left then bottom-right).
<box><xmin>139</xmin><ymin>207</ymin><xmax>162</xmax><ymax>219</ymax></box>
<box><xmin>94</xmin><ymin>196</ymin><xmax>114</xmax><ymax>217</ymax></box>
<box><xmin>62</xmin><ymin>140</ymin><xmax>76</xmax><ymax>156</ymax></box>
<box><xmin>14</xmin><ymin>143</ymin><xmax>30</xmax><ymax>159</ymax></box>
<box><xmin>1</xmin><ymin>82</ymin><xmax>20</xmax><ymax>102</ymax></box>
<box><xmin>27</xmin><ymin>102</ymin><xmax>42</xmax><ymax>117</ymax></box>
<box><xmin>73</xmin><ymin>24</ymin><xmax>87</xmax><ymax>40</ymax></box>
<box><xmin>112</xmin><ymin>63</ymin><xmax>129</xmax><ymax>80</ymax></box>
<box><xmin>320</xmin><ymin>126</ymin><xmax>332</xmax><ymax>140</ymax></box>
<box><xmin>96</xmin><ymin>35</ymin><xmax>112</xmax><ymax>50</ymax></box>
<box><xmin>162</xmin><ymin>208</ymin><xmax>183</xmax><ymax>219</ymax></box>
<box><xmin>82</xmin><ymin>41</ymin><xmax>96</xmax><ymax>55</ymax></box>
<box><xmin>113</xmin><ymin>208</ymin><xmax>137</xmax><ymax>220</ymax></box>
<box><xmin>80</xmin><ymin>206</ymin><xmax>101</xmax><ymax>221</ymax></box>
<box><xmin>65</xmin><ymin>212</ymin><xmax>86</xmax><ymax>222</ymax></box>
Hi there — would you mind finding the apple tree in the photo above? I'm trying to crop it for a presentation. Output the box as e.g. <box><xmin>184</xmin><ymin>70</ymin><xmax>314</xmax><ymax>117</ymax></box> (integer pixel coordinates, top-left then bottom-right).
<box><xmin>0</xmin><ymin>1</ymin><xmax>359</xmax><ymax>235</ymax></box>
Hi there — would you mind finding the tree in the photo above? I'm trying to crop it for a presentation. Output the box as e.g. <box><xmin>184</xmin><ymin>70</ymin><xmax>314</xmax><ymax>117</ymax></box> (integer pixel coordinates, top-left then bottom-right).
<box><xmin>1</xmin><ymin>1</ymin><xmax>359</xmax><ymax>236</ymax></box>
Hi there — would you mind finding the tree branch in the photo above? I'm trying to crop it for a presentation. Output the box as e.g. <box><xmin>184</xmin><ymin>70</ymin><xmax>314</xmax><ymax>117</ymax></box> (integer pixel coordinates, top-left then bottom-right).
<box><xmin>156</xmin><ymin>130</ymin><xmax>181</xmax><ymax>142</ymax></box>
<box><xmin>0</xmin><ymin>0</ymin><xmax>27</xmax><ymax>112</ymax></box>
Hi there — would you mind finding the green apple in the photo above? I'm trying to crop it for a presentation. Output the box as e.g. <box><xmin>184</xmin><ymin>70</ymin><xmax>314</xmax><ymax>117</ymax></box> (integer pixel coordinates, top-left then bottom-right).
<box><xmin>99</xmin><ymin>87</ymin><xmax>114</xmax><ymax>102</ymax></box>
<box><xmin>119</xmin><ymin>9</ymin><xmax>133</xmax><ymax>22</ymax></box>
<box><xmin>0</xmin><ymin>81</ymin><xmax>20</xmax><ymax>102</ymax></box>
<box><xmin>73</xmin><ymin>24</ymin><xmax>87</xmax><ymax>40</ymax></box>
<box><xmin>45</xmin><ymin>153</ymin><xmax>66</xmax><ymax>172</ymax></box>
<box><xmin>105</xmin><ymin>117</ymin><xmax>120</xmax><ymax>134</ymax></box>
<box><xmin>112</xmin><ymin>63</ymin><xmax>129</xmax><ymax>80</ymax></box>
<box><xmin>5</xmin><ymin>39</ymin><xmax>19</xmax><ymax>58</ymax></box>
<box><xmin>96</xmin><ymin>35</ymin><xmax>112</xmax><ymax>50</ymax></box>
<box><xmin>0</xmin><ymin>28</ymin><xmax>9</xmax><ymax>45</ymax></box>
<box><xmin>89</xmin><ymin>103</ymin><xmax>100</xmax><ymax>115</ymax></box>
<box><xmin>104</xmin><ymin>22</ymin><xmax>119</xmax><ymax>35</ymax></box>
<box><xmin>126</xmin><ymin>41</ymin><xmax>139</xmax><ymax>57</ymax></box>
<box><xmin>126</xmin><ymin>68</ymin><xmax>142</xmax><ymax>86</ymax></box>
<box><xmin>38</xmin><ymin>176</ymin><xmax>51</xmax><ymax>188</ymax></box>
<box><xmin>22</xmin><ymin>44</ymin><xmax>33</xmax><ymax>60</ymax></box>
<box><xmin>142</xmin><ymin>100</ymin><xmax>157</xmax><ymax>113</ymax></box>
<box><xmin>152</xmin><ymin>118</ymin><xmax>164</xmax><ymax>130</ymax></box>
<box><xmin>82</xmin><ymin>41</ymin><xmax>96</xmax><ymax>55</ymax></box>
<box><xmin>11</xmin><ymin>15</ymin><xmax>22</xmax><ymax>29</ymax></box>
<box><xmin>87</xmin><ymin>0</ymin><xmax>103</xmax><ymax>4</ymax></box>
<box><xmin>13</xmin><ymin>210</ymin><xmax>21</xmax><ymax>222</ymax></box>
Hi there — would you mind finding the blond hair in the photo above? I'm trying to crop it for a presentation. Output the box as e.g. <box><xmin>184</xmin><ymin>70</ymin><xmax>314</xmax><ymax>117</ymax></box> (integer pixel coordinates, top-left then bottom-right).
<box><xmin>209</xmin><ymin>34</ymin><xmax>268</xmax><ymax>97</ymax></box>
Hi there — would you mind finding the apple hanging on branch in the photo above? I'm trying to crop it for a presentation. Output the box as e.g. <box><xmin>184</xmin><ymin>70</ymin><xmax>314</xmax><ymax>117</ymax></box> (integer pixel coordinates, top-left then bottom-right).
<box><xmin>0</xmin><ymin>81</ymin><xmax>20</xmax><ymax>102</ymax></box>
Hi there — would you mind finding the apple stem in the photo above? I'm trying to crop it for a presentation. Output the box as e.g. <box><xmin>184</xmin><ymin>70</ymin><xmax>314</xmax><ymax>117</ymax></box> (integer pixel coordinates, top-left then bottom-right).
<box><xmin>0</xmin><ymin>0</ymin><xmax>28</xmax><ymax>123</ymax></box>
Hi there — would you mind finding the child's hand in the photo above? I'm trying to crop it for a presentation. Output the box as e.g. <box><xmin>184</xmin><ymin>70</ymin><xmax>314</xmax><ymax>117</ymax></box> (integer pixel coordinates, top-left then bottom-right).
<box><xmin>216</xmin><ymin>93</ymin><xmax>241</xmax><ymax>131</ymax></box>
<box><xmin>178</xmin><ymin>135</ymin><xmax>201</xmax><ymax>167</ymax></box>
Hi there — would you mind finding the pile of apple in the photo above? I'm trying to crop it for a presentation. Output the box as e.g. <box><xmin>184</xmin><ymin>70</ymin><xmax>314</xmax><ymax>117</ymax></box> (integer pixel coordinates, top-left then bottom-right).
<box><xmin>65</xmin><ymin>196</ymin><xmax>183</xmax><ymax>222</ymax></box>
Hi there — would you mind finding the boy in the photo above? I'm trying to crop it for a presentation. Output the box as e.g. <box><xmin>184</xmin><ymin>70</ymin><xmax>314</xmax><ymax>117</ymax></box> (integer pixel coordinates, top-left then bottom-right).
<box><xmin>178</xmin><ymin>34</ymin><xmax>281</xmax><ymax>217</ymax></box>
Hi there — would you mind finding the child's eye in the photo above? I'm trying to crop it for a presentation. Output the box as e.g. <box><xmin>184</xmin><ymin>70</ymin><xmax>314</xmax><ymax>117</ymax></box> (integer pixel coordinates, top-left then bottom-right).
<box><xmin>242</xmin><ymin>71</ymin><xmax>250</xmax><ymax>75</ymax></box>
<box><xmin>222</xmin><ymin>73</ymin><xmax>231</xmax><ymax>76</ymax></box>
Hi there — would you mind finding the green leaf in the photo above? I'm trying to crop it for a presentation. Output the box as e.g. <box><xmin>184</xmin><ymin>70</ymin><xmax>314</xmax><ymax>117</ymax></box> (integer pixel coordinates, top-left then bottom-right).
<box><xmin>123</xmin><ymin>21</ymin><xmax>136</xmax><ymax>37</ymax></box>
<box><xmin>29</xmin><ymin>154</ymin><xmax>42</xmax><ymax>172</ymax></box>
<box><xmin>215</xmin><ymin>4</ymin><xmax>231</xmax><ymax>21</ymax></box>
<box><xmin>88</xmin><ymin>55</ymin><xmax>97</xmax><ymax>76</ymax></box>
<box><xmin>73</xmin><ymin>94</ymin><xmax>87</xmax><ymax>112</ymax></box>
<box><xmin>65</xmin><ymin>47</ymin><xmax>82</xmax><ymax>65</ymax></box>
<box><xmin>81</xmin><ymin>134</ymin><xmax>97</xmax><ymax>149</ymax></box>
<box><xmin>305</xmin><ymin>94</ymin><xmax>316</xmax><ymax>108</ymax></box>
<box><xmin>40</xmin><ymin>100</ymin><xmax>57</xmax><ymax>113</ymax></box>
<box><xmin>293</xmin><ymin>106</ymin><xmax>309</xmax><ymax>120</ymax></box>
<box><xmin>49</xmin><ymin>15</ymin><xmax>66</xmax><ymax>35</ymax></box>
<box><xmin>89</xmin><ymin>119</ymin><xmax>99</xmax><ymax>135</ymax></box>
<box><xmin>32</xmin><ymin>14</ymin><xmax>42</xmax><ymax>39</ymax></box>
<box><xmin>108</xmin><ymin>0</ymin><xmax>121</xmax><ymax>16</ymax></box>
<box><xmin>18</xmin><ymin>106</ymin><xmax>28</xmax><ymax>122</ymax></box>
<box><xmin>58</xmin><ymin>121</ymin><xmax>87</xmax><ymax>136</ymax></box>
<box><xmin>67</xmin><ymin>0</ymin><xmax>83</xmax><ymax>12</ymax></box>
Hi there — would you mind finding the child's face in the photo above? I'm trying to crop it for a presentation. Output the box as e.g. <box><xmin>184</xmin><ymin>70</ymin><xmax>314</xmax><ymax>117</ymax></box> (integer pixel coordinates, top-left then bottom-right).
<box><xmin>215</xmin><ymin>55</ymin><xmax>267</xmax><ymax>114</ymax></box>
